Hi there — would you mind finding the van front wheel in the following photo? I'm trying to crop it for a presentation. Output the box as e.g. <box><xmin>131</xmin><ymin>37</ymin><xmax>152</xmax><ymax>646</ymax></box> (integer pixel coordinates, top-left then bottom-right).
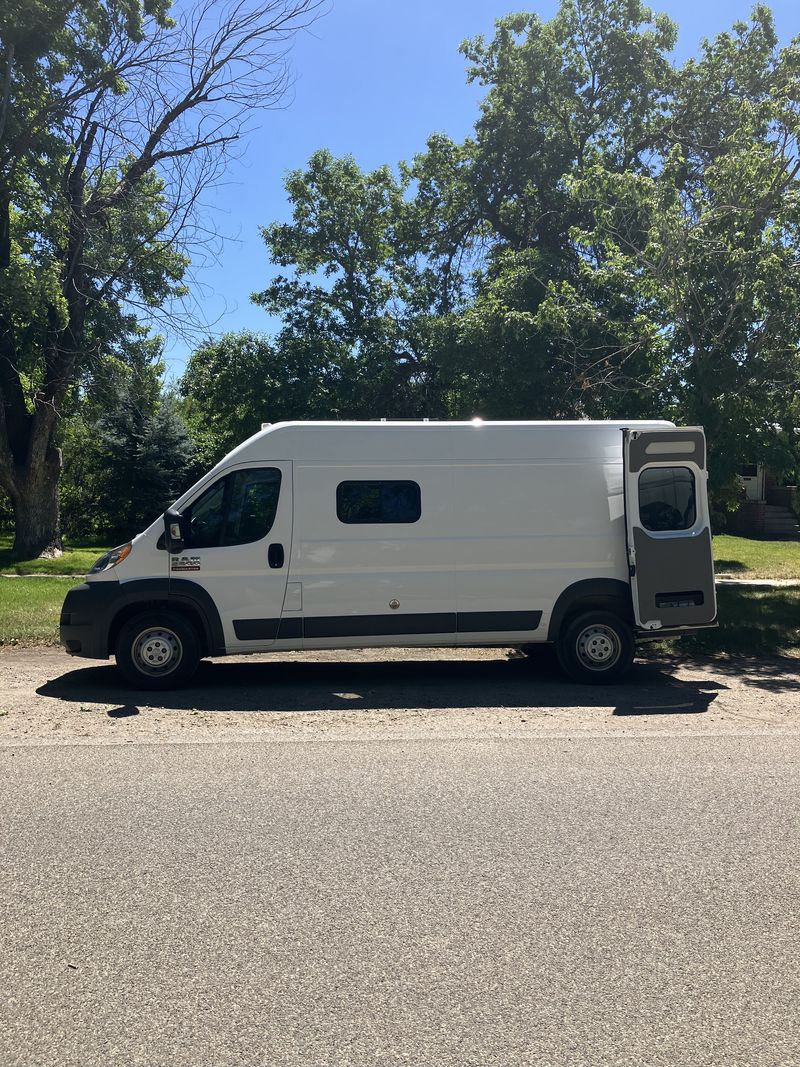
<box><xmin>556</xmin><ymin>611</ymin><xmax>633</xmax><ymax>685</ymax></box>
<box><xmin>115</xmin><ymin>611</ymin><xmax>200</xmax><ymax>690</ymax></box>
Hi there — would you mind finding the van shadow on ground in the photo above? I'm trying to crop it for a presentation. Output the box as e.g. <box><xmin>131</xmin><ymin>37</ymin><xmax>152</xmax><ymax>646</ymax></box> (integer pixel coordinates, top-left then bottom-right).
<box><xmin>37</xmin><ymin>651</ymin><xmax>728</xmax><ymax>718</ymax></box>
<box><xmin>670</xmin><ymin>653</ymin><xmax>800</xmax><ymax>693</ymax></box>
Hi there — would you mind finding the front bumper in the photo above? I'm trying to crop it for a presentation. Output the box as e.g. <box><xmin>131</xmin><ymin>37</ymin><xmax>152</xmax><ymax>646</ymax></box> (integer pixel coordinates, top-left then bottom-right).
<box><xmin>59</xmin><ymin>581</ymin><xmax>119</xmax><ymax>659</ymax></box>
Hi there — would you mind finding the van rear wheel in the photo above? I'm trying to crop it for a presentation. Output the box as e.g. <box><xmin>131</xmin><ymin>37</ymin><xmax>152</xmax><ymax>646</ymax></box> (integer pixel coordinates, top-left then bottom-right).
<box><xmin>556</xmin><ymin>610</ymin><xmax>633</xmax><ymax>685</ymax></box>
<box><xmin>115</xmin><ymin>611</ymin><xmax>200</xmax><ymax>690</ymax></box>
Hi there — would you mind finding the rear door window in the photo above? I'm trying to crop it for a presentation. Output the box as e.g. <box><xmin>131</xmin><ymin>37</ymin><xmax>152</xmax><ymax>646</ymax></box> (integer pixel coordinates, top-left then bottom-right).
<box><xmin>638</xmin><ymin>466</ymin><xmax>696</xmax><ymax>531</ymax></box>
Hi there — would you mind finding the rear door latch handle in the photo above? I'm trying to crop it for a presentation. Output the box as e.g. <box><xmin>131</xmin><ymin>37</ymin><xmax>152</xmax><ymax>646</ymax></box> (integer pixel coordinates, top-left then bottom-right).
<box><xmin>268</xmin><ymin>543</ymin><xmax>284</xmax><ymax>569</ymax></box>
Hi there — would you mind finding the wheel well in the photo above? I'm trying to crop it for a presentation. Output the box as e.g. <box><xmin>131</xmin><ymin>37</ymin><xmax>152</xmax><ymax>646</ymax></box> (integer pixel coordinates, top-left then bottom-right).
<box><xmin>547</xmin><ymin>580</ymin><xmax>633</xmax><ymax>643</ymax></box>
<box><xmin>561</xmin><ymin>596</ymin><xmax>632</xmax><ymax>629</ymax></box>
<box><xmin>108</xmin><ymin>600</ymin><xmax>209</xmax><ymax>658</ymax></box>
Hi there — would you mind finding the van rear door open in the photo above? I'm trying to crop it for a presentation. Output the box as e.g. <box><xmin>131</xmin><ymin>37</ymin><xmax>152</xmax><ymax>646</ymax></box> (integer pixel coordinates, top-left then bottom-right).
<box><xmin>623</xmin><ymin>428</ymin><xmax>717</xmax><ymax>630</ymax></box>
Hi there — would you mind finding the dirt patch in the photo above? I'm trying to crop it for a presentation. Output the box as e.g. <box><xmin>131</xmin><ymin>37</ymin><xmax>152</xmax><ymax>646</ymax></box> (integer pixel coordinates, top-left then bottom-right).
<box><xmin>1</xmin><ymin>645</ymin><xmax>799</xmax><ymax>746</ymax></box>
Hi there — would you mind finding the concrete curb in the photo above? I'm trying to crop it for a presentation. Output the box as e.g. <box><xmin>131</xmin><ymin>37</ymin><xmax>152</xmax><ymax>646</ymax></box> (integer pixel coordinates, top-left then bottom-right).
<box><xmin>715</xmin><ymin>577</ymin><xmax>800</xmax><ymax>587</ymax></box>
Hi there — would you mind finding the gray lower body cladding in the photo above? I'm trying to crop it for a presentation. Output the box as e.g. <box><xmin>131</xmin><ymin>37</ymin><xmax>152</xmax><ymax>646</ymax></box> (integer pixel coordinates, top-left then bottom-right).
<box><xmin>59</xmin><ymin>579</ymin><xmax>225</xmax><ymax>659</ymax></box>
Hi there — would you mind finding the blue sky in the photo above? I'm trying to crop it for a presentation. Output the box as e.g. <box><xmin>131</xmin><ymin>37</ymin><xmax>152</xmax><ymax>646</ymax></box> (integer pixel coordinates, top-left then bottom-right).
<box><xmin>164</xmin><ymin>0</ymin><xmax>800</xmax><ymax>377</ymax></box>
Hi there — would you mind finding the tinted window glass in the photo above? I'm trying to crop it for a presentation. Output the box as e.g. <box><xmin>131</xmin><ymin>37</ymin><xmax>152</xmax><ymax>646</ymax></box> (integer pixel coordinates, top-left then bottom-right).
<box><xmin>185</xmin><ymin>468</ymin><xmax>282</xmax><ymax>548</ymax></box>
<box><xmin>223</xmin><ymin>469</ymin><xmax>282</xmax><ymax>545</ymax></box>
<box><xmin>187</xmin><ymin>478</ymin><xmax>227</xmax><ymax>549</ymax></box>
<box><xmin>639</xmin><ymin>467</ymin><xmax>696</xmax><ymax>531</ymax></box>
<box><xmin>337</xmin><ymin>481</ymin><xmax>421</xmax><ymax>524</ymax></box>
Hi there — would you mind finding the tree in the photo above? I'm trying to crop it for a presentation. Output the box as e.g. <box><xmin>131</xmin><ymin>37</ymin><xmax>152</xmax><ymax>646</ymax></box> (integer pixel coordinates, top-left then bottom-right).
<box><xmin>0</xmin><ymin>0</ymin><xmax>322</xmax><ymax>557</ymax></box>
<box><xmin>62</xmin><ymin>355</ymin><xmax>195</xmax><ymax>542</ymax></box>
<box><xmin>59</xmin><ymin>329</ymin><xmax>164</xmax><ymax>539</ymax></box>
<box><xmin>97</xmin><ymin>386</ymin><xmax>194</xmax><ymax>541</ymax></box>
<box><xmin>544</xmin><ymin>6</ymin><xmax>800</xmax><ymax>492</ymax></box>
<box><xmin>186</xmin><ymin>0</ymin><xmax>800</xmax><ymax>502</ymax></box>
<box><xmin>240</xmin><ymin>1</ymin><xmax>680</xmax><ymax>424</ymax></box>
<box><xmin>406</xmin><ymin>0</ymin><xmax>678</xmax><ymax>418</ymax></box>
<box><xmin>251</xmin><ymin>149</ymin><xmax>463</xmax><ymax>419</ymax></box>
<box><xmin>180</xmin><ymin>330</ymin><xmax>345</xmax><ymax>468</ymax></box>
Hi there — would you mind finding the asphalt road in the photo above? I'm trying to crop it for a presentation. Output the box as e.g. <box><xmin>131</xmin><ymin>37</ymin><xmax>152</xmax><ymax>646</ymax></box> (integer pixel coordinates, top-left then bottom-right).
<box><xmin>2</xmin><ymin>727</ymin><xmax>799</xmax><ymax>1067</ymax></box>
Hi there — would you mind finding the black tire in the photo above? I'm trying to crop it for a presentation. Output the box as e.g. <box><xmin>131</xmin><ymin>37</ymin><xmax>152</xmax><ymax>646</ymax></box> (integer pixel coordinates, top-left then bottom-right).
<box><xmin>556</xmin><ymin>610</ymin><xmax>634</xmax><ymax>685</ymax></box>
<box><xmin>115</xmin><ymin>610</ymin><xmax>201</xmax><ymax>690</ymax></box>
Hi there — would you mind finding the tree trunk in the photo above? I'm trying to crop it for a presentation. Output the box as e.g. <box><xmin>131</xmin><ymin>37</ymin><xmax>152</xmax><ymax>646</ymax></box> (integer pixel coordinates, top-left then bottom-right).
<box><xmin>9</xmin><ymin>446</ymin><xmax>63</xmax><ymax>559</ymax></box>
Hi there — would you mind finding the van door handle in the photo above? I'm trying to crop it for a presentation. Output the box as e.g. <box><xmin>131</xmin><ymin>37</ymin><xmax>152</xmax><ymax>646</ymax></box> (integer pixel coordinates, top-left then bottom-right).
<box><xmin>268</xmin><ymin>543</ymin><xmax>284</xmax><ymax>569</ymax></box>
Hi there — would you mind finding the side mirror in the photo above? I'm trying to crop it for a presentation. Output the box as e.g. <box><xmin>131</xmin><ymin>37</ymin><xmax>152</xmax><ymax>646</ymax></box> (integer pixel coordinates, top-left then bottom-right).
<box><xmin>164</xmin><ymin>508</ymin><xmax>185</xmax><ymax>554</ymax></box>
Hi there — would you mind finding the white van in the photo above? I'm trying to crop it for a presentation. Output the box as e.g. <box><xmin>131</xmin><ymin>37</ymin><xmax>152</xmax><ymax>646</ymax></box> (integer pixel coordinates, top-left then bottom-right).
<box><xmin>60</xmin><ymin>420</ymin><xmax>717</xmax><ymax>688</ymax></box>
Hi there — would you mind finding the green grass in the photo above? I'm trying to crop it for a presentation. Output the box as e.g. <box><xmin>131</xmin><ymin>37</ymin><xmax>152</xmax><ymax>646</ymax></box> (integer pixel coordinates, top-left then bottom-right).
<box><xmin>658</xmin><ymin>586</ymin><xmax>800</xmax><ymax>659</ymax></box>
<box><xmin>714</xmin><ymin>534</ymin><xmax>800</xmax><ymax>580</ymax></box>
<box><xmin>0</xmin><ymin>577</ymin><xmax>80</xmax><ymax>646</ymax></box>
<box><xmin>0</xmin><ymin>533</ymin><xmax>109</xmax><ymax>575</ymax></box>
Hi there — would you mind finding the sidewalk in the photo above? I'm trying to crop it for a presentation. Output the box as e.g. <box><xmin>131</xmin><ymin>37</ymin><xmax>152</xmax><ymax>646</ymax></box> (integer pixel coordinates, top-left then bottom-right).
<box><xmin>715</xmin><ymin>576</ymin><xmax>800</xmax><ymax>587</ymax></box>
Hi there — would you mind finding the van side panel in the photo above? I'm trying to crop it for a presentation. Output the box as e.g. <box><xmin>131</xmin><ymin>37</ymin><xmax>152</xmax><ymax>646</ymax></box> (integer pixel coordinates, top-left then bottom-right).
<box><xmin>286</xmin><ymin>448</ymin><xmax>628</xmax><ymax>649</ymax></box>
<box><xmin>450</xmin><ymin>458</ymin><xmax>627</xmax><ymax>644</ymax></box>
<box><xmin>291</xmin><ymin>461</ymin><xmax>458</xmax><ymax>648</ymax></box>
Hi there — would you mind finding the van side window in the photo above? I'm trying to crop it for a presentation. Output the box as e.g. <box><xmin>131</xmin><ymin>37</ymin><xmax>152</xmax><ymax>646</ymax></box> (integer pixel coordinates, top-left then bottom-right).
<box><xmin>639</xmin><ymin>466</ymin><xmax>696</xmax><ymax>531</ymax></box>
<box><xmin>187</xmin><ymin>478</ymin><xmax>227</xmax><ymax>548</ymax></box>
<box><xmin>185</xmin><ymin>468</ymin><xmax>282</xmax><ymax>548</ymax></box>
<box><xmin>336</xmin><ymin>480</ymin><xmax>421</xmax><ymax>524</ymax></box>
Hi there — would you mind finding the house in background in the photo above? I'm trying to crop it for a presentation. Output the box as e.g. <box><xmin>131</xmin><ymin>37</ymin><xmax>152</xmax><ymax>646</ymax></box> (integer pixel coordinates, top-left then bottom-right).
<box><xmin>727</xmin><ymin>463</ymin><xmax>800</xmax><ymax>539</ymax></box>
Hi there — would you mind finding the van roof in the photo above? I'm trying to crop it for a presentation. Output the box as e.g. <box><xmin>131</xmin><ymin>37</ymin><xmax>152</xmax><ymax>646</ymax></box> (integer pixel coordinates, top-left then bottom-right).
<box><xmin>216</xmin><ymin>418</ymin><xmax>676</xmax><ymax>468</ymax></box>
<box><xmin>256</xmin><ymin>419</ymin><xmax>674</xmax><ymax>430</ymax></box>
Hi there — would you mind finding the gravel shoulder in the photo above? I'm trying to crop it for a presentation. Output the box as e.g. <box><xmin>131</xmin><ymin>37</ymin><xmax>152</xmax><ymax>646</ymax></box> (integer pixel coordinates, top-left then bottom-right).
<box><xmin>1</xmin><ymin>645</ymin><xmax>799</xmax><ymax>746</ymax></box>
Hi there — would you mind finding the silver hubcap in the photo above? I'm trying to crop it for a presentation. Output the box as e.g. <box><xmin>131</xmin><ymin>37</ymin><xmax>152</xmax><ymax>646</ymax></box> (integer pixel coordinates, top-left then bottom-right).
<box><xmin>133</xmin><ymin>627</ymin><xmax>182</xmax><ymax>677</ymax></box>
<box><xmin>575</xmin><ymin>624</ymin><xmax>621</xmax><ymax>671</ymax></box>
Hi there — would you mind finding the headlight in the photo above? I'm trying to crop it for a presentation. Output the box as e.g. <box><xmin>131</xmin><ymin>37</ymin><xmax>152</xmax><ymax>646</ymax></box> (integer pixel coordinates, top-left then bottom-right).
<box><xmin>89</xmin><ymin>543</ymin><xmax>132</xmax><ymax>575</ymax></box>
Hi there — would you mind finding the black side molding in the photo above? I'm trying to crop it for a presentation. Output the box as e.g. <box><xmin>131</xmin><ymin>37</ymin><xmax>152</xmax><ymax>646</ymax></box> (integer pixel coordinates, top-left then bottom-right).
<box><xmin>233</xmin><ymin>610</ymin><xmax>543</xmax><ymax>642</ymax></box>
<box><xmin>233</xmin><ymin>617</ymin><xmax>302</xmax><ymax>641</ymax></box>
<box><xmin>458</xmin><ymin>611</ymin><xmax>541</xmax><ymax>632</ymax></box>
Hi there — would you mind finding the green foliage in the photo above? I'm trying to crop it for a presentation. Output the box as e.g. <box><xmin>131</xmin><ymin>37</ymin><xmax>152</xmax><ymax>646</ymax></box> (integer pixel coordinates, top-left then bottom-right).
<box><xmin>0</xmin><ymin>0</ymin><xmax>189</xmax><ymax>553</ymax></box>
<box><xmin>417</xmin><ymin>0</ymin><xmax>677</xmax><ymax>418</ymax></box>
<box><xmin>252</xmin><ymin>149</ymin><xmax>460</xmax><ymax>419</ymax></box>
<box><xmin>180</xmin><ymin>330</ymin><xmax>347</xmax><ymax>467</ymax></box>
<box><xmin>520</xmin><ymin>4</ymin><xmax>800</xmax><ymax>492</ymax></box>
<box><xmin>1</xmin><ymin>0</ymin><xmax>319</xmax><ymax>555</ymax></box>
<box><xmin>178</xmin><ymin>0</ymin><xmax>798</xmax><ymax>502</ymax></box>
<box><xmin>61</xmin><ymin>341</ymin><xmax>195</xmax><ymax>541</ymax></box>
